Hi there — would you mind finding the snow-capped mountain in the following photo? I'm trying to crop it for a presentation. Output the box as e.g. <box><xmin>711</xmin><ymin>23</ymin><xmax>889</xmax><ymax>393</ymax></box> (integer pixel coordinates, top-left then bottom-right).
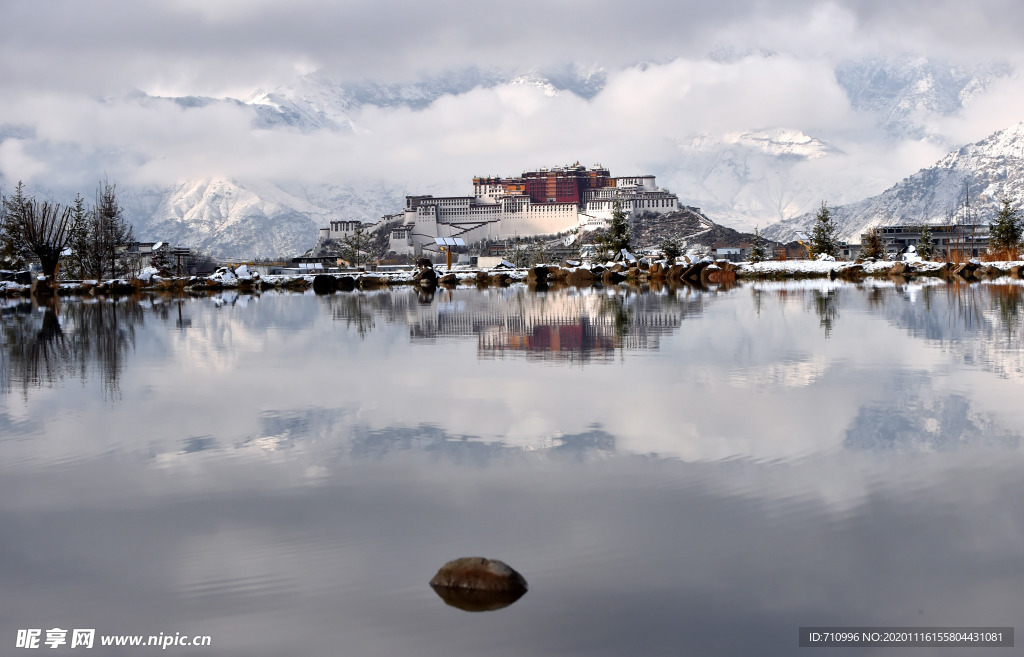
<box><xmin>163</xmin><ymin>65</ymin><xmax>606</xmax><ymax>134</ymax></box>
<box><xmin>133</xmin><ymin>179</ymin><xmax>405</xmax><ymax>259</ymax></box>
<box><xmin>665</xmin><ymin>56</ymin><xmax>1014</xmax><ymax>232</ymax></box>
<box><xmin>1</xmin><ymin>56</ymin><xmax>1014</xmax><ymax>258</ymax></box>
<box><xmin>834</xmin><ymin>56</ymin><xmax>1013</xmax><ymax>142</ymax></box>
<box><xmin>108</xmin><ymin>66</ymin><xmax>612</xmax><ymax>257</ymax></box>
<box><xmin>663</xmin><ymin>128</ymin><xmax>846</xmax><ymax>232</ymax></box>
<box><xmin>764</xmin><ymin>122</ymin><xmax>1024</xmax><ymax>244</ymax></box>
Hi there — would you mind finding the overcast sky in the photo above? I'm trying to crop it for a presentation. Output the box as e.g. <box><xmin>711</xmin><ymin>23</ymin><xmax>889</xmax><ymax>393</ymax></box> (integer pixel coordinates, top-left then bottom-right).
<box><xmin>1</xmin><ymin>0</ymin><xmax>1023</xmax><ymax>221</ymax></box>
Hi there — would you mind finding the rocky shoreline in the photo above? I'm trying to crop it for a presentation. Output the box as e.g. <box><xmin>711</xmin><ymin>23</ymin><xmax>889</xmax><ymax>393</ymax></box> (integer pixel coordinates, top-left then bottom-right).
<box><xmin>4</xmin><ymin>257</ymin><xmax>1023</xmax><ymax>299</ymax></box>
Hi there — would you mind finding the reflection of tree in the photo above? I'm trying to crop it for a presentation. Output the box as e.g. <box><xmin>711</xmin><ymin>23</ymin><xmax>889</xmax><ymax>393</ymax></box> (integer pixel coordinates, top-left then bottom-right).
<box><xmin>1</xmin><ymin>297</ymin><xmax>142</xmax><ymax>400</ymax></box>
<box><xmin>67</xmin><ymin>300</ymin><xmax>143</xmax><ymax>400</ymax></box>
<box><xmin>326</xmin><ymin>294</ymin><xmax>376</xmax><ymax>338</ymax></box>
<box><xmin>597</xmin><ymin>293</ymin><xmax>631</xmax><ymax>341</ymax></box>
<box><xmin>752</xmin><ymin>288</ymin><xmax>765</xmax><ymax>317</ymax></box>
<box><xmin>988</xmin><ymin>284</ymin><xmax>1022</xmax><ymax>338</ymax></box>
<box><xmin>1</xmin><ymin>302</ymin><xmax>72</xmax><ymax>397</ymax></box>
<box><xmin>945</xmin><ymin>282</ymin><xmax>981</xmax><ymax>333</ymax></box>
<box><xmin>865</xmin><ymin>286</ymin><xmax>886</xmax><ymax>311</ymax></box>
<box><xmin>811</xmin><ymin>289</ymin><xmax>840</xmax><ymax>337</ymax></box>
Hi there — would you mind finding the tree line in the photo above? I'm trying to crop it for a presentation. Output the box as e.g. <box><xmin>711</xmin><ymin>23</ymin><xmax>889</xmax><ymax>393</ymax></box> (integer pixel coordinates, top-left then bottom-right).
<box><xmin>812</xmin><ymin>198</ymin><xmax>1022</xmax><ymax>261</ymax></box>
<box><xmin>1</xmin><ymin>180</ymin><xmax>137</xmax><ymax>280</ymax></box>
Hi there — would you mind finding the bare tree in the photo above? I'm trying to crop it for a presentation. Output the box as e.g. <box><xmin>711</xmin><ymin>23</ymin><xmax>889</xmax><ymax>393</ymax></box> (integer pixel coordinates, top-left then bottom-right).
<box><xmin>22</xmin><ymin>199</ymin><xmax>76</xmax><ymax>278</ymax></box>
<box><xmin>1</xmin><ymin>182</ymin><xmax>77</xmax><ymax>277</ymax></box>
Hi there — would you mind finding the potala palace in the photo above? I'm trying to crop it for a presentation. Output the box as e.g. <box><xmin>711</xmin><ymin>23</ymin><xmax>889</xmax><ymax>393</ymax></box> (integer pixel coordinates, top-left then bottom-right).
<box><xmin>318</xmin><ymin>163</ymin><xmax>680</xmax><ymax>256</ymax></box>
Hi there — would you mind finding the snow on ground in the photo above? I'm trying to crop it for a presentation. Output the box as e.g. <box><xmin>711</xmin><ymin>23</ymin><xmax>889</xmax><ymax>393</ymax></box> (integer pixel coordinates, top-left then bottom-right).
<box><xmin>738</xmin><ymin>259</ymin><xmax>955</xmax><ymax>277</ymax></box>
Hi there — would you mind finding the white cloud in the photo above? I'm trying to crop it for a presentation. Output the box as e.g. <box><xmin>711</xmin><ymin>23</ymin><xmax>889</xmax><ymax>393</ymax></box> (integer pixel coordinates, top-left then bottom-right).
<box><xmin>2</xmin><ymin>0</ymin><xmax>1024</xmax><ymax>228</ymax></box>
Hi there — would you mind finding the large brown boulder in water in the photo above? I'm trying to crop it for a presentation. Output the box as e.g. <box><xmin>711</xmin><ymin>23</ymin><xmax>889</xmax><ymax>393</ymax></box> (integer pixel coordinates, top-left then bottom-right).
<box><xmin>565</xmin><ymin>268</ymin><xmax>595</xmax><ymax>286</ymax></box>
<box><xmin>526</xmin><ymin>266</ymin><xmax>550</xmax><ymax>283</ymax></box>
<box><xmin>312</xmin><ymin>275</ymin><xmax>338</xmax><ymax>294</ymax></box>
<box><xmin>430</xmin><ymin>557</ymin><xmax>528</xmax><ymax>594</ymax></box>
<box><xmin>601</xmin><ymin>269</ymin><xmax>625</xmax><ymax>284</ymax></box>
<box><xmin>431</xmin><ymin>586</ymin><xmax>526</xmax><ymax>612</ymax></box>
<box><xmin>888</xmin><ymin>262</ymin><xmax>913</xmax><ymax>276</ymax></box>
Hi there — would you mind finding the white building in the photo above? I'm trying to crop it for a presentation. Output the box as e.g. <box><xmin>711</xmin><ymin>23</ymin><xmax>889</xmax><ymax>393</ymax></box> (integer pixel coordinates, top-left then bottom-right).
<box><xmin>387</xmin><ymin>165</ymin><xmax>680</xmax><ymax>256</ymax></box>
<box><xmin>318</xmin><ymin>220</ymin><xmax>367</xmax><ymax>242</ymax></box>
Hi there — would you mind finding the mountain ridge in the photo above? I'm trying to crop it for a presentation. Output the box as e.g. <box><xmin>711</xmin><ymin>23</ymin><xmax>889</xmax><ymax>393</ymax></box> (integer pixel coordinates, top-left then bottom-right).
<box><xmin>763</xmin><ymin>121</ymin><xmax>1024</xmax><ymax>244</ymax></box>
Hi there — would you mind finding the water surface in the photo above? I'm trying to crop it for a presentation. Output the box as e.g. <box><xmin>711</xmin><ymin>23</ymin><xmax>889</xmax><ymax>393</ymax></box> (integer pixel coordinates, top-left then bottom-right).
<box><xmin>2</xmin><ymin>281</ymin><xmax>1022</xmax><ymax>656</ymax></box>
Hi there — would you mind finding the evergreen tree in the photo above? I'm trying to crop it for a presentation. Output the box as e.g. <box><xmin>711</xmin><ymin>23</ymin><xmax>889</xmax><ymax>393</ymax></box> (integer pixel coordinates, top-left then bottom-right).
<box><xmin>506</xmin><ymin>238</ymin><xmax>529</xmax><ymax>268</ymax></box>
<box><xmin>749</xmin><ymin>226</ymin><xmax>770</xmax><ymax>262</ymax></box>
<box><xmin>340</xmin><ymin>224</ymin><xmax>374</xmax><ymax>267</ymax></box>
<box><xmin>0</xmin><ymin>181</ymin><xmax>32</xmax><ymax>269</ymax></box>
<box><xmin>598</xmin><ymin>202</ymin><xmax>631</xmax><ymax>258</ymax></box>
<box><xmin>916</xmin><ymin>224</ymin><xmax>935</xmax><ymax>260</ymax></box>
<box><xmin>810</xmin><ymin>201</ymin><xmax>839</xmax><ymax>258</ymax></box>
<box><xmin>64</xmin><ymin>194</ymin><xmax>93</xmax><ymax>279</ymax></box>
<box><xmin>989</xmin><ymin>197</ymin><xmax>1022</xmax><ymax>257</ymax></box>
<box><xmin>527</xmin><ymin>237</ymin><xmax>549</xmax><ymax>266</ymax></box>
<box><xmin>149</xmin><ymin>244</ymin><xmax>174</xmax><ymax>275</ymax></box>
<box><xmin>660</xmin><ymin>236</ymin><xmax>682</xmax><ymax>263</ymax></box>
<box><xmin>860</xmin><ymin>227</ymin><xmax>884</xmax><ymax>259</ymax></box>
<box><xmin>94</xmin><ymin>180</ymin><xmax>134</xmax><ymax>279</ymax></box>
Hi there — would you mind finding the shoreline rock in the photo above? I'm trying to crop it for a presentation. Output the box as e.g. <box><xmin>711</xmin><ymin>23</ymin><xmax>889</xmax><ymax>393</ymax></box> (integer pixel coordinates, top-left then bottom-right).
<box><xmin>429</xmin><ymin>557</ymin><xmax>528</xmax><ymax>593</ymax></box>
<box><xmin>6</xmin><ymin>257</ymin><xmax>1024</xmax><ymax>299</ymax></box>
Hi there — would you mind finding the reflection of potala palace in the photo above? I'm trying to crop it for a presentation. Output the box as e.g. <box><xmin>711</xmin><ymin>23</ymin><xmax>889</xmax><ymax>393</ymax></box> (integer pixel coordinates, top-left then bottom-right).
<box><xmin>365</xmin><ymin>163</ymin><xmax>679</xmax><ymax>256</ymax></box>
<box><xmin>323</xmin><ymin>287</ymin><xmax>704</xmax><ymax>362</ymax></box>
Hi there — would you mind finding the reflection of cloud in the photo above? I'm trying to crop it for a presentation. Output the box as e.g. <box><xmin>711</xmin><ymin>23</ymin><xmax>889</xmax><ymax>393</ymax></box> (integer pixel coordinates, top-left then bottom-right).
<box><xmin>2</xmin><ymin>443</ymin><xmax>1024</xmax><ymax>657</ymax></box>
<box><xmin>230</xmin><ymin>408</ymin><xmax>618</xmax><ymax>464</ymax></box>
<box><xmin>6</xmin><ymin>283</ymin><xmax>1024</xmax><ymax>473</ymax></box>
<box><xmin>729</xmin><ymin>355</ymin><xmax>831</xmax><ymax>388</ymax></box>
<box><xmin>845</xmin><ymin>378</ymin><xmax>1020</xmax><ymax>452</ymax></box>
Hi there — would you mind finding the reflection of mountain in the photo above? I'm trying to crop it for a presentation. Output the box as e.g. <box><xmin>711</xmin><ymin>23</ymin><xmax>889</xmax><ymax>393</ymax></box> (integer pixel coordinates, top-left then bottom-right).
<box><xmin>845</xmin><ymin>379</ymin><xmax>1019</xmax><ymax>452</ymax></box>
<box><xmin>871</xmin><ymin>282</ymin><xmax>1024</xmax><ymax>381</ymax></box>
<box><xmin>839</xmin><ymin>283</ymin><xmax>1024</xmax><ymax>452</ymax></box>
<box><xmin>240</xmin><ymin>407</ymin><xmax>616</xmax><ymax>462</ymax></box>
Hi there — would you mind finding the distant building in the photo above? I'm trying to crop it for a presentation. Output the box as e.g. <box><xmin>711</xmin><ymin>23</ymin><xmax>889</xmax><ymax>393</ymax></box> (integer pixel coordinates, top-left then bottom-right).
<box><xmin>387</xmin><ymin>163</ymin><xmax>680</xmax><ymax>256</ymax></box>
<box><xmin>713</xmin><ymin>244</ymin><xmax>750</xmax><ymax>262</ymax></box>
<box><xmin>859</xmin><ymin>224</ymin><xmax>990</xmax><ymax>259</ymax></box>
<box><xmin>319</xmin><ymin>220</ymin><xmax>366</xmax><ymax>242</ymax></box>
<box><xmin>125</xmin><ymin>241</ymin><xmax>172</xmax><ymax>267</ymax></box>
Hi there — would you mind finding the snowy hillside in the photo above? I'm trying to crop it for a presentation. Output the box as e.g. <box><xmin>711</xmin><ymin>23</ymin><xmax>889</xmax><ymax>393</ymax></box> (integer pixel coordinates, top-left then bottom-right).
<box><xmin>122</xmin><ymin>66</ymin><xmax>610</xmax><ymax>257</ymax></box>
<box><xmin>764</xmin><ymin>122</ymin><xmax>1024</xmax><ymax>244</ymax></box>
<box><xmin>664</xmin><ymin>129</ymin><xmax>843</xmax><ymax>232</ymax></box>
<box><xmin>666</xmin><ymin>56</ymin><xmax>1014</xmax><ymax>232</ymax></box>
<box><xmin>134</xmin><ymin>179</ymin><xmax>405</xmax><ymax>259</ymax></box>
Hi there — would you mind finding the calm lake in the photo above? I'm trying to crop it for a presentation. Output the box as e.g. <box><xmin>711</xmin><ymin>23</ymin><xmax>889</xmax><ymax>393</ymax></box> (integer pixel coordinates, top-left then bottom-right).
<box><xmin>2</xmin><ymin>281</ymin><xmax>1022</xmax><ymax>656</ymax></box>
